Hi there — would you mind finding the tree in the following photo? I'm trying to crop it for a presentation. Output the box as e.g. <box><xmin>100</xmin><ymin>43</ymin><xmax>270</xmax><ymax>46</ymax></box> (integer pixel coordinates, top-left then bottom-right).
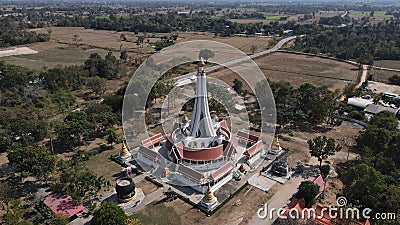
<box><xmin>72</xmin><ymin>34</ymin><xmax>81</xmax><ymax>46</ymax></box>
<box><xmin>85</xmin><ymin>103</ymin><xmax>119</xmax><ymax>131</ymax></box>
<box><xmin>357</xmin><ymin>53</ymin><xmax>374</xmax><ymax>66</ymax></box>
<box><xmin>103</xmin><ymin>94</ymin><xmax>123</xmax><ymax>113</ymax></box>
<box><xmin>319</xmin><ymin>164</ymin><xmax>330</xmax><ymax>179</ymax></box>
<box><xmin>106</xmin><ymin>127</ymin><xmax>119</xmax><ymax>149</ymax></box>
<box><xmin>308</xmin><ymin>136</ymin><xmax>341</xmax><ymax>167</ymax></box>
<box><xmin>388</xmin><ymin>75</ymin><xmax>400</xmax><ymax>85</ymax></box>
<box><xmin>232</xmin><ymin>78</ymin><xmax>243</xmax><ymax>95</ymax></box>
<box><xmin>7</xmin><ymin>145</ymin><xmax>56</xmax><ymax>180</ymax></box>
<box><xmin>104</xmin><ymin>51</ymin><xmax>119</xmax><ymax>79</ymax></box>
<box><xmin>56</xmin><ymin>111</ymin><xmax>95</xmax><ymax>148</ymax></box>
<box><xmin>83</xmin><ymin>52</ymin><xmax>119</xmax><ymax>79</ymax></box>
<box><xmin>120</xmin><ymin>49</ymin><xmax>128</xmax><ymax>61</ymax></box>
<box><xmin>60</xmin><ymin>164</ymin><xmax>106</xmax><ymax>203</ymax></box>
<box><xmin>120</xmin><ymin>34</ymin><xmax>127</xmax><ymax>41</ymax></box>
<box><xmin>369</xmin><ymin>111</ymin><xmax>399</xmax><ymax>132</ymax></box>
<box><xmin>84</xmin><ymin>53</ymin><xmax>104</xmax><ymax>77</ymax></box>
<box><xmin>153</xmin><ymin>40</ymin><xmax>174</xmax><ymax>51</ymax></box>
<box><xmin>341</xmin><ymin>164</ymin><xmax>386</xmax><ymax>211</ymax></box>
<box><xmin>270</xmin><ymin>81</ymin><xmax>295</xmax><ymax>128</ymax></box>
<box><xmin>85</xmin><ymin>76</ymin><xmax>106</xmax><ymax>95</ymax></box>
<box><xmin>136</xmin><ymin>36</ymin><xmax>144</xmax><ymax>48</ymax></box>
<box><xmin>250</xmin><ymin>44</ymin><xmax>257</xmax><ymax>54</ymax></box>
<box><xmin>0</xmin><ymin>182</ymin><xmax>16</xmax><ymax>211</ymax></box>
<box><xmin>295</xmin><ymin>83</ymin><xmax>337</xmax><ymax>128</ymax></box>
<box><xmin>355</xmin><ymin>112</ymin><xmax>400</xmax><ymax>177</ymax></box>
<box><xmin>249</xmin><ymin>113</ymin><xmax>261</xmax><ymax>128</ymax></box>
<box><xmin>90</xmin><ymin>202</ymin><xmax>128</xmax><ymax>225</ymax></box>
<box><xmin>297</xmin><ymin>181</ymin><xmax>320</xmax><ymax>207</ymax></box>
<box><xmin>199</xmin><ymin>49</ymin><xmax>215</xmax><ymax>62</ymax></box>
<box><xmin>0</xmin><ymin>129</ymin><xmax>13</xmax><ymax>153</ymax></box>
<box><xmin>1</xmin><ymin>200</ymin><xmax>26</xmax><ymax>225</ymax></box>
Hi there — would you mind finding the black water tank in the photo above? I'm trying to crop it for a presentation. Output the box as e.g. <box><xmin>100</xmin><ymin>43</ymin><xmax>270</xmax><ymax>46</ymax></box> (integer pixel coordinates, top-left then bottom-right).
<box><xmin>116</xmin><ymin>177</ymin><xmax>135</xmax><ymax>200</ymax></box>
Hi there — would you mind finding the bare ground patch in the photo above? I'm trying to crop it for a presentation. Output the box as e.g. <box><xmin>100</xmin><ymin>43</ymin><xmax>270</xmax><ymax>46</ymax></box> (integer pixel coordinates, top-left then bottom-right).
<box><xmin>0</xmin><ymin>47</ymin><xmax>38</xmax><ymax>57</ymax></box>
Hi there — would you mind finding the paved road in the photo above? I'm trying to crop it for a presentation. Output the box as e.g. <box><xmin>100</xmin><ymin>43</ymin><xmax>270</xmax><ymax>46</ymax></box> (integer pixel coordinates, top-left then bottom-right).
<box><xmin>173</xmin><ymin>36</ymin><xmax>297</xmax><ymax>83</ymax></box>
<box><xmin>247</xmin><ymin>176</ymin><xmax>304</xmax><ymax>225</ymax></box>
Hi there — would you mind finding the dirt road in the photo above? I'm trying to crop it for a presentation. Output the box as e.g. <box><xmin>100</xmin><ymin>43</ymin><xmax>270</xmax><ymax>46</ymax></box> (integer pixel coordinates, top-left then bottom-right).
<box><xmin>355</xmin><ymin>64</ymin><xmax>368</xmax><ymax>89</ymax></box>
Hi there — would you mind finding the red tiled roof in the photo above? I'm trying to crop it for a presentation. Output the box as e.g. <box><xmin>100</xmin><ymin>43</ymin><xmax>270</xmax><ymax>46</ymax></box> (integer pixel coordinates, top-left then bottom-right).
<box><xmin>219</xmin><ymin>120</ymin><xmax>228</xmax><ymax>129</ymax></box>
<box><xmin>44</xmin><ymin>193</ymin><xmax>84</xmax><ymax>218</ymax></box>
<box><xmin>138</xmin><ymin>145</ymin><xmax>160</xmax><ymax>160</ymax></box>
<box><xmin>283</xmin><ymin>176</ymin><xmax>370</xmax><ymax>225</ymax></box>
<box><xmin>173</xmin><ymin>141</ymin><xmax>184</xmax><ymax>158</ymax></box>
<box><xmin>141</xmin><ymin>133</ymin><xmax>164</xmax><ymax>147</ymax></box>
<box><xmin>236</xmin><ymin>130</ymin><xmax>259</xmax><ymax>142</ymax></box>
<box><xmin>211</xmin><ymin>162</ymin><xmax>233</xmax><ymax>181</ymax></box>
<box><xmin>308</xmin><ymin>175</ymin><xmax>329</xmax><ymax>199</ymax></box>
<box><xmin>222</xmin><ymin>140</ymin><xmax>236</xmax><ymax>158</ymax></box>
<box><xmin>177</xmin><ymin>165</ymin><xmax>204</xmax><ymax>182</ymax></box>
<box><xmin>246</xmin><ymin>140</ymin><xmax>264</xmax><ymax>157</ymax></box>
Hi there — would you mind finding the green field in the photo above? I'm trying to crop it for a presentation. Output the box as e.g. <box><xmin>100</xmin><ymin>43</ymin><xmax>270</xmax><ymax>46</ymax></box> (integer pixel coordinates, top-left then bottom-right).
<box><xmin>81</xmin><ymin>15</ymin><xmax>128</xmax><ymax>19</ymax></box>
<box><xmin>266</xmin><ymin>15</ymin><xmax>287</xmax><ymax>20</ymax></box>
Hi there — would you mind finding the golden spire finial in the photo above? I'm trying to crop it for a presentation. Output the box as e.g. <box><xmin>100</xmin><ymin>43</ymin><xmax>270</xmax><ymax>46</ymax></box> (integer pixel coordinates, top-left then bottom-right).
<box><xmin>274</xmin><ymin>136</ymin><xmax>279</xmax><ymax>144</ymax></box>
<box><xmin>120</xmin><ymin>141</ymin><xmax>131</xmax><ymax>158</ymax></box>
<box><xmin>198</xmin><ymin>57</ymin><xmax>205</xmax><ymax>68</ymax></box>
<box><xmin>272</xmin><ymin>136</ymin><xmax>282</xmax><ymax>151</ymax></box>
<box><xmin>203</xmin><ymin>183</ymin><xmax>217</xmax><ymax>204</ymax></box>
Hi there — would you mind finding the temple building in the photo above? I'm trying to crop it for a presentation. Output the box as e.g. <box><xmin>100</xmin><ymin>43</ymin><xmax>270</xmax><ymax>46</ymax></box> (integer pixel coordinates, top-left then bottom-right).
<box><xmin>135</xmin><ymin>58</ymin><xmax>271</xmax><ymax>195</ymax></box>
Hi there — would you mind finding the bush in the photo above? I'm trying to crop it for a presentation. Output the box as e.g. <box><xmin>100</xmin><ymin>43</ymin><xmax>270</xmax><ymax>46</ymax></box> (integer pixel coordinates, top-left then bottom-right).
<box><xmin>388</xmin><ymin>75</ymin><xmax>400</xmax><ymax>85</ymax></box>
<box><xmin>349</xmin><ymin>110</ymin><xmax>366</xmax><ymax>121</ymax></box>
<box><xmin>297</xmin><ymin>181</ymin><xmax>320</xmax><ymax>207</ymax></box>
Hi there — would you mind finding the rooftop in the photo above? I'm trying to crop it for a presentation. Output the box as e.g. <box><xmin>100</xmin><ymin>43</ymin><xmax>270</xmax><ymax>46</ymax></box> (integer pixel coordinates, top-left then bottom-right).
<box><xmin>43</xmin><ymin>193</ymin><xmax>85</xmax><ymax>218</ymax></box>
<box><xmin>364</xmin><ymin>104</ymin><xmax>399</xmax><ymax>115</ymax></box>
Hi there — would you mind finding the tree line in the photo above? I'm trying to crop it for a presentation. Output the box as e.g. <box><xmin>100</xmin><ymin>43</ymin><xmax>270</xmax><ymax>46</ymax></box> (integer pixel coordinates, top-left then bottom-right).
<box><xmin>265</xmin><ymin>81</ymin><xmax>340</xmax><ymax>131</ymax></box>
<box><xmin>0</xmin><ymin>17</ymin><xmax>50</xmax><ymax>47</ymax></box>
<box><xmin>339</xmin><ymin>112</ymin><xmax>400</xmax><ymax>224</ymax></box>
<box><xmin>292</xmin><ymin>20</ymin><xmax>400</xmax><ymax>63</ymax></box>
<box><xmin>0</xmin><ymin>51</ymin><xmax>121</xmax><ymax>154</ymax></box>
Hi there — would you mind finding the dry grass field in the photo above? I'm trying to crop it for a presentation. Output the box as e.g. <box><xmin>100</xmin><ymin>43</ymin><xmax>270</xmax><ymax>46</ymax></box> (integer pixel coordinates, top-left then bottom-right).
<box><xmin>229</xmin><ymin>18</ymin><xmax>281</xmax><ymax>24</ymax></box>
<box><xmin>374</xmin><ymin>60</ymin><xmax>400</xmax><ymax>70</ymax></box>
<box><xmin>2</xmin><ymin>42</ymin><xmax>110</xmax><ymax>70</ymax></box>
<box><xmin>132</xmin><ymin>183</ymin><xmax>279</xmax><ymax>225</ymax></box>
<box><xmin>285</xmin><ymin>11</ymin><xmax>345</xmax><ymax>25</ymax></box>
<box><xmin>255</xmin><ymin>52</ymin><xmax>358</xmax><ymax>90</ymax></box>
<box><xmin>348</xmin><ymin>10</ymin><xmax>393</xmax><ymax>24</ymax></box>
<box><xmin>2</xmin><ymin>27</ymin><xmax>156</xmax><ymax>70</ymax></box>
<box><xmin>2</xmin><ymin>28</ymin><xmax>275</xmax><ymax>69</ymax></box>
<box><xmin>177</xmin><ymin>32</ymin><xmax>273</xmax><ymax>54</ymax></box>
<box><xmin>84</xmin><ymin>143</ymin><xmax>123</xmax><ymax>184</ymax></box>
<box><xmin>371</xmin><ymin>68</ymin><xmax>400</xmax><ymax>83</ymax></box>
<box><xmin>208</xmin><ymin>52</ymin><xmax>359</xmax><ymax>91</ymax></box>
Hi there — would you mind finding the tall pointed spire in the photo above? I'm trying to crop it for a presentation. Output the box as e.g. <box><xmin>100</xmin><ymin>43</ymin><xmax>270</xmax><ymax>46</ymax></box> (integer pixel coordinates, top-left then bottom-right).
<box><xmin>189</xmin><ymin>58</ymin><xmax>216</xmax><ymax>138</ymax></box>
